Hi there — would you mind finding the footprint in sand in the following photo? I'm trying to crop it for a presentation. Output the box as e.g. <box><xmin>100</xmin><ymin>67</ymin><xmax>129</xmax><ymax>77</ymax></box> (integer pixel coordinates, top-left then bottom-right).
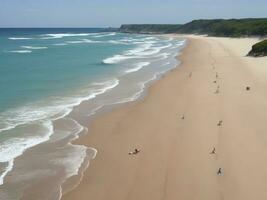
<box><xmin>214</xmin><ymin>85</ymin><xmax>220</xmax><ymax>94</ymax></box>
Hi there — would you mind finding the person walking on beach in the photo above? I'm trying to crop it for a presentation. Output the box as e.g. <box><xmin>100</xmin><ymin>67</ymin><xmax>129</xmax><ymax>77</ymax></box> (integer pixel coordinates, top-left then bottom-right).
<box><xmin>217</xmin><ymin>168</ymin><xmax>222</xmax><ymax>175</ymax></box>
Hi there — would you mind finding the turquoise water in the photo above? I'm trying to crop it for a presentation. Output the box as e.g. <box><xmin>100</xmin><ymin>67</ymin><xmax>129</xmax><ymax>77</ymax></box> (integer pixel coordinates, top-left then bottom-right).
<box><xmin>0</xmin><ymin>28</ymin><xmax>185</xmax><ymax>199</ymax></box>
<box><xmin>0</xmin><ymin>29</ymin><xmax>130</xmax><ymax>112</ymax></box>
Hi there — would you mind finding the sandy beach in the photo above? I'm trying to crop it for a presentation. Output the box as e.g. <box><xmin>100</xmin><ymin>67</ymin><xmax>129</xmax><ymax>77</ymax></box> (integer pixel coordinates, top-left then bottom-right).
<box><xmin>62</xmin><ymin>35</ymin><xmax>267</xmax><ymax>200</ymax></box>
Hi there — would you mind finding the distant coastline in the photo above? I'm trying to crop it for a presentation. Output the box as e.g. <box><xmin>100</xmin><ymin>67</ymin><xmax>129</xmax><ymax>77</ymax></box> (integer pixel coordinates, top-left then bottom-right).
<box><xmin>120</xmin><ymin>18</ymin><xmax>267</xmax><ymax>37</ymax></box>
<box><xmin>120</xmin><ymin>18</ymin><xmax>267</xmax><ymax>56</ymax></box>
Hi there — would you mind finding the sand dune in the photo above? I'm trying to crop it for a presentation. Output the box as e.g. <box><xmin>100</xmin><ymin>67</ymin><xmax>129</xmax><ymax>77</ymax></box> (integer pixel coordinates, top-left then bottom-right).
<box><xmin>62</xmin><ymin>35</ymin><xmax>267</xmax><ymax>200</ymax></box>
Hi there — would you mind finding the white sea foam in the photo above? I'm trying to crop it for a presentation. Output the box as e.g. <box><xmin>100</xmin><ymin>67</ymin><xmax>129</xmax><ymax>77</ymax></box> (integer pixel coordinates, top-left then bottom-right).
<box><xmin>125</xmin><ymin>62</ymin><xmax>150</xmax><ymax>73</ymax></box>
<box><xmin>66</xmin><ymin>39</ymin><xmax>101</xmax><ymax>44</ymax></box>
<box><xmin>125</xmin><ymin>43</ymin><xmax>153</xmax><ymax>55</ymax></box>
<box><xmin>52</xmin><ymin>144</ymin><xmax>87</xmax><ymax>177</ymax></box>
<box><xmin>158</xmin><ymin>52</ymin><xmax>171</xmax><ymax>60</ymax></box>
<box><xmin>87</xmin><ymin>106</ymin><xmax>104</xmax><ymax>117</ymax></box>
<box><xmin>102</xmin><ymin>42</ymin><xmax>152</xmax><ymax>64</ymax></box>
<box><xmin>41</xmin><ymin>33</ymin><xmax>98</xmax><ymax>39</ymax></box>
<box><xmin>135</xmin><ymin>44</ymin><xmax>172</xmax><ymax>56</ymax></box>
<box><xmin>178</xmin><ymin>40</ymin><xmax>186</xmax><ymax>45</ymax></box>
<box><xmin>48</xmin><ymin>118</ymin><xmax>90</xmax><ymax>181</ymax></box>
<box><xmin>107</xmin><ymin>40</ymin><xmax>128</xmax><ymax>45</ymax></box>
<box><xmin>128</xmin><ymin>66</ymin><xmax>177</xmax><ymax>102</ymax></box>
<box><xmin>102</xmin><ymin>40</ymin><xmax>173</xmax><ymax>65</ymax></box>
<box><xmin>83</xmin><ymin>39</ymin><xmax>102</xmax><ymax>43</ymax></box>
<box><xmin>0</xmin><ymin>160</ymin><xmax>14</xmax><ymax>185</ymax></box>
<box><xmin>66</xmin><ymin>40</ymin><xmax>85</xmax><ymax>44</ymax></box>
<box><xmin>170</xmin><ymin>40</ymin><xmax>186</xmax><ymax>49</ymax></box>
<box><xmin>21</xmin><ymin>46</ymin><xmax>48</xmax><ymax>50</ymax></box>
<box><xmin>92</xmin><ymin>69</ymin><xmax>175</xmax><ymax>111</ymax></box>
<box><xmin>102</xmin><ymin>55</ymin><xmax>132</xmax><ymax>64</ymax></box>
<box><xmin>0</xmin><ymin>79</ymin><xmax>119</xmax><ymax>133</ymax></box>
<box><xmin>52</xmin><ymin>43</ymin><xmax>67</xmax><ymax>46</ymax></box>
<box><xmin>0</xmin><ymin>121</ymin><xmax>53</xmax><ymax>185</ymax></box>
<box><xmin>66</xmin><ymin>145</ymin><xmax>97</xmax><ymax>177</ymax></box>
<box><xmin>143</xmin><ymin>36</ymin><xmax>157</xmax><ymax>41</ymax></box>
<box><xmin>92</xmin><ymin>32</ymin><xmax>116</xmax><ymax>38</ymax></box>
<box><xmin>9</xmin><ymin>37</ymin><xmax>32</xmax><ymax>40</ymax></box>
<box><xmin>57</xmin><ymin>145</ymin><xmax>97</xmax><ymax>200</ymax></box>
<box><xmin>0</xmin><ymin>121</ymin><xmax>53</xmax><ymax>163</ymax></box>
<box><xmin>118</xmin><ymin>37</ymin><xmax>156</xmax><ymax>44</ymax></box>
<box><xmin>8</xmin><ymin>50</ymin><xmax>32</xmax><ymax>54</ymax></box>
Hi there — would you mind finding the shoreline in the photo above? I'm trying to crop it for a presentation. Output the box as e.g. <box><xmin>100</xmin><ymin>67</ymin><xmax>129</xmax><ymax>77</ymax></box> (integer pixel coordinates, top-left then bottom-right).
<box><xmin>61</xmin><ymin>36</ymin><xmax>192</xmax><ymax>199</ymax></box>
<box><xmin>60</xmin><ymin>36</ymin><xmax>188</xmax><ymax>199</ymax></box>
<box><xmin>59</xmin><ymin>36</ymin><xmax>186</xmax><ymax>197</ymax></box>
<box><xmin>63</xmin><ymin>35</ymin><xmax>267</xmax><ymax>200</ymax></box>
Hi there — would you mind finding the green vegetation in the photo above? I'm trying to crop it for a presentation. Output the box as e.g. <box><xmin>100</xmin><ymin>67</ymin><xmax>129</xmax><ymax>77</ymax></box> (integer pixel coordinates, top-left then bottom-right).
<box><xmin>119</xmin><ymin>24</ymin><xmax>182</xmax><ymax>34</ymax></box>
<box><xmin>120</xmin><ymin>18</ymin><xmax>267</xmax><ymax>37</ymax></box>
<box><xmin>248</xmin><ymin>39</ymin><xmax>267</xmax><ymax>57</ymax></box>
<box><xmin>178</xmin><ymin>18</ymin><xmax>267</xmax><ymax>37</ymax></box>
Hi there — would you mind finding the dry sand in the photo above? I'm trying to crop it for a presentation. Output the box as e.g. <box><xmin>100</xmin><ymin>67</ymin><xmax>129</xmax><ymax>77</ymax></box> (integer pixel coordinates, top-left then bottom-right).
<box><xmin>62</xmin><ymin>35</ymin><xmax>267</xmax><ymax>200</ymax></box>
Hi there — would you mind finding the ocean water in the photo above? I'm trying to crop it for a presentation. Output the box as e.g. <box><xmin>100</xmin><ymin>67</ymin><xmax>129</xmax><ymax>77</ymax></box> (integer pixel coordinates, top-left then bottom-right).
<box><xmin>0</xmin><ymin>28</ymin><xmax>186</xmax><ymax>199</ymax></box>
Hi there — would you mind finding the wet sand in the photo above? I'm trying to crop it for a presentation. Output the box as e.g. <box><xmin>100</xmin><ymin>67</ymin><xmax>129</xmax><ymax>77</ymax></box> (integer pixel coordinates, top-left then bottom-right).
<box><xmin>62</xmin><ymin>35</ymin><xmax>267</xmax><ymax>200</ymax></box>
